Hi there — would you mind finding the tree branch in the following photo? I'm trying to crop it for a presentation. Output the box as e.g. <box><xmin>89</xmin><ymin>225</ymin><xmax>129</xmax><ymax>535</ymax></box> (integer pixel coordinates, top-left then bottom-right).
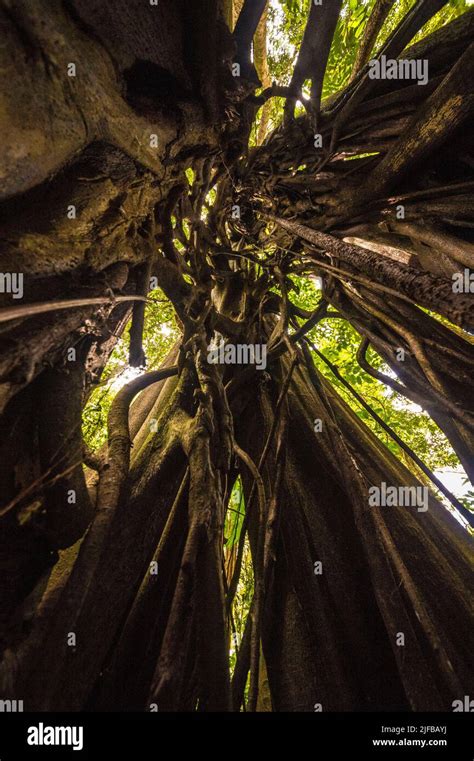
<box><xmin>304</xmin><ymin>336</ymin><xmax>473</xmax><ymax>527</ymax></box>
<box><xmin>328</xmin><ymin>0</ymin><xmax>450</xmax><ymax>155</ymax></box>
<box><xmin>233</xmin><ymin>0</ymin><xmax>267</xmax><ymax>81</ymax></box>
<box><xmin>0</xmin><ymin>295</ymin><xmax>146</xmax><ymax>325</ymax></box>
<box><xmin>266</xmin><ymin>214</ymin><xmax>474</xmax><ymax>331</ymax></box>
<box><xmin>350</xmin><ymin>0</ymin><xmax>396</xmax><ymax>80</ymax></box>
<box><xmin>284</xmin><ymin>0</ymin><xmax>343</xmax><ymax>126</ymax></box>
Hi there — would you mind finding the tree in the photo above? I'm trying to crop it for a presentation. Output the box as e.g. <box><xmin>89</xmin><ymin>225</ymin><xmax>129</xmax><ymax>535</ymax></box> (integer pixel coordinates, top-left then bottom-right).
<box><xmin>0</xmin><ymin>0</ymin><xmax>473</xmax><ymax>712</ymax></box>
